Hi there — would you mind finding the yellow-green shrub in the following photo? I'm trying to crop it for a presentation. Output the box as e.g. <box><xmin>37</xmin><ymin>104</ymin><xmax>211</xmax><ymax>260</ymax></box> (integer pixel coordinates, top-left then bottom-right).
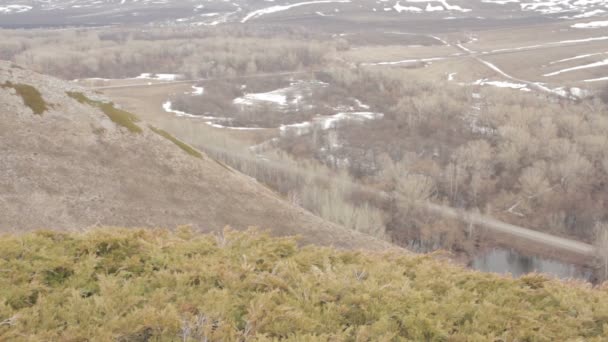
<box><xmin>0</xmin><ymin>228</ymin><xmax>606</xmax><ymax>341</ymax></box>
<box><xmin>149</xmin><ymin>125</ymin><xmax>203</xmax><ymax>159</ymax></box>
<box><xmin>67</xmin><ymin>91</ymin><xmax>142</xmax><ymax>133</ymax></box>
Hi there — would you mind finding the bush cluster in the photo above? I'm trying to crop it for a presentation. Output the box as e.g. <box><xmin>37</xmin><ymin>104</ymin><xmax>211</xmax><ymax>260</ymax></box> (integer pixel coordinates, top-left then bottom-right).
<box><xmin>1</xmin><ymin>228</ymin><xmax>607</xmax><ymax>340</ymax></box>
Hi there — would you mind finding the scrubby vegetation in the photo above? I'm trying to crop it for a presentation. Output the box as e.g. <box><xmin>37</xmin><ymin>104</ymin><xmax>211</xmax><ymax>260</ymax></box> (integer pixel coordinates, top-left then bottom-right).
<box><xmin>0</xmin><ymin>228</ymin><xmax>607</xmax><ymax>340</ymax></box>
<box><xmin>149</xmin><ymin>125</ymin><xmax>203</xmax><ymax>159</ymax></box>
<box><xmin>0</xmin><ymin>27</ymin><xmax>331</xmax><ymax>80</ymax></box>
<box><xmin>262</xmin><ymin>67</ymin><xmax>608</xmax><ymax>248</ymax></box>
<box><xmin>1</xmin><ymin>81</ymin><xmax>48</xmax><ymax>115</ymax></box>
<box><xmin>67</xmin><ymin>91</ymin><xmax>142</xmax><ymax>133</ymax></box>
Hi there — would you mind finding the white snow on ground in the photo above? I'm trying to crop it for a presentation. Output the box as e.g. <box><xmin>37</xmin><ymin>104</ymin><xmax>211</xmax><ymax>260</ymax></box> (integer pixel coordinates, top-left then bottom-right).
<box><xmin>393</xmin><ymin>1</ymin><xmax>422</xmax><ymax>12</ymax></box>
<box><xmin>234</xmin><ymin>92</ymin><xmax>289</xmax><ymax>106</ymax></box>
<box><xmin>481</xmin><ymin>0</ymin><xmax>519</xmax><ymax>4</ymax></box>
<box><xmin>584</xmin><ymin>76</ymin><xmax>608</xmax><ymax>82</ymax></box>
<box><xmin>192</xmin><ymin>10</ymin><xmax>239</xmax><ymax>26</ymax></box>
<box><xmin>354</xmin><ymin>98</ymin><xmax>371</xmax><ymax>109</ymax></box>
<box><xmin>478</xmin><ymin>59</ymin><xmax>513</xmax><ymax>78</ymax></box>
<box><xmin>206</xmin><ymin>122</ymin><xmax>266</xmax><ymax>130</ymax></box>
<box><xmin>562</xmin><ymin>9</ymin><xmax>606</xmax><ymax>19</ymax></box>
<box><xmin>73</xmin><ymin>77</ymin><xmax>111</xmax><ymax>82</ymax></box>
<box><xmin>520</xmin><ymin>0</ymin><xmax>608</xmax><ymax>16</ymax></box>
<box><xmin>570</xmin><ymin>87</ymin><xmax>589</xmax><ymax>97</ymax></box>
<box><xmin>280</xmin><ymin>112</ymin><xmax>383</xmax><ymax>136</ymax></box>
<box><xmin>241</xmin><ymin>0</ymin><xmax>350</xmax><ymax>22</ymax></box>
<box><xmin>0</xmin><ymin>5</ymin><xmax>32</xmax><ymax>14</ymax></box>
<box><xmin>457</xmin><ymin>43</ymin><xmax>474</xmax><ymax>52</ymax></box>
<box><xmin>549</xmin><ymin>52</ymin><xmax>606</xmax><ymax>64</ymax></box>
<box><xmin>364</xmin><ymin>57</ymin><xmax>444</xmax><ymax>65</ymax></box>
<box><xmin>474</xmin><ymin>79</ymin><xmax>530</xmax><ymax>91</ymax></box>
<box><xmin>135</xmin><ymin>73</ymin><xmax>182</xmax><ymax>81</ymax></box>
<box><xmin>543</xmin><ymin>58</ymin><xmax>608</xmax><ymax>76</ymax></box>
<box><xmin>163</xmin><ymin>101</ymin><xmax>203</xmax><ymax>118</ymax></box>
<box><xmin>430</xmin><ymin>35</ymin><xmax>450</xmax><ymax>45</ymax></box>
<box><xmin>437</xmin><ymin>0</ymin><xmax>471</xmax><ymax>11</ymax></box>
<box><xmin>403</xmin><ymin>0</ymin><xmax>470</xmax><ymax>11</ymax></box>
<box><xmin>475</xmin><ymin>58</ymin><xmax>583</xmax><ymax>98</ymax></box>
<box><xmin>426</xmin><ymin>3</ymin><xmax>444</xmax><ymax>11</ymax></box>
<box><xmin>163</xmin><ymin>102</ymin><xmax>224</xmax><ymax>120</ymax></box>
<box><xmin>572</xmin><ymin>20</ymin><xmax>608</xmax><ymax>28</ymax></box>
<box><xmin>163</xmin><ymin>100</ymin><xmax>267</xmax><ymax>129</ymax></box>
<box><xmin>491</xmin><ymin>36</ymin><xmax>608</xmax><ymax>53</ymax></box>
<box><xmin>191</xmin><ymin>86</ymin><xmax>204</xmax><ymax>95</ymax></box>
<box><xmin>233</xmin><ymin>80</ymin><xmax>326</xmax><ymax>107</ymax></box>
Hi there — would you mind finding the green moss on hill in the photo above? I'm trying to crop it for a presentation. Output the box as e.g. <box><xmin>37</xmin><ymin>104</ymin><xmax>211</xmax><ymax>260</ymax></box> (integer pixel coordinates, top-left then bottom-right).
<box><xmin>0</xmin><ymin>228</ymin><xmax>607</xmax><ymax>341</ymax></box>
<box><xmin>149</xmin><ymin>125</ymin><xmax>203</xmax><ymax>159</ymax></box>
<box><xmin>1</xmin><ymin>81</ymin><xmax>48</xmax><ymax>115</ymax></box>
<box><xmin>67</xmin><ymin>91</ymin><xmax>142</xmax><ymax>133</ymax></box>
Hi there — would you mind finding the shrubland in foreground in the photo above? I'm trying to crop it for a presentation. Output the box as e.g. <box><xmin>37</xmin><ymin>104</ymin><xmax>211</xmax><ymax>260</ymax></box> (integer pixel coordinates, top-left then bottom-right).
<box><xmin>1</xmin><ymin>228</ymin><xmax>607</xmax><ymax>341</ymax></box>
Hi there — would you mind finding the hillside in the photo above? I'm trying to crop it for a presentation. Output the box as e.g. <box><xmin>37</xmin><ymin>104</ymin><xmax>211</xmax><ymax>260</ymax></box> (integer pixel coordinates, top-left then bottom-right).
<box><xmin>1</xmin><ymin>228</ymin><xmax>607</xmax><ymax>340</ymax></box>
<box><xmin>0</xmin><ymin>61</ymin><xmax>390</xmax><ymax>250</ymax></box>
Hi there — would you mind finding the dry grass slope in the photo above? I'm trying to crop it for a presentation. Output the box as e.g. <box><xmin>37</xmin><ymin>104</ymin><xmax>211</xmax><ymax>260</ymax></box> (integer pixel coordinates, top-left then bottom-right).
<box><xmin>1</xmin><ymin>228</ymin><xmax>607</xmax><ymax>341</ymax></box>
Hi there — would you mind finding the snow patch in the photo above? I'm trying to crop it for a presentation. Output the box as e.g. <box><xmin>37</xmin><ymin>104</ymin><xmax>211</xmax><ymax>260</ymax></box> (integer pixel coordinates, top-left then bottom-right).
<box><xmin>562</xmin><ymin>9</ymin><xmax>605</xmax><ymax>19</ymax></box>
<box><xmin>482</xmin><ymin>0</ymin><xmax>519</xmax><ymax>4</ymax></box>
<box><xmin>549</xmin><ymin>52</ymin><xmax>606</xmax><ymax>64</ymax></box>
<box><xmin>543</xmin><ymin>58</ymin><xmax>608</xmax><ymax>76</ymax></box>
<box><xmin>364</xmin><ymin>57</ymin><xmax>444</xmax><ymax>66</ymax></box>
<box><xmin>280</xmin><ymin>112</ymin><xmax>383</xmax><ymax>136</ymax></box>
<box><xmin>191</xmin><ymin>86</ymin><xmax>204</xmax><ymax>95</ymax></box>
<box><xmin>393</xmin><ymin>1</ymin><xmax>422</xmax><ymax>12</ymax></box>
<box><xmin>583</xmin><ymin>76</ymin><xmax>608</xmax><ymax>82</ymax></box>
<box><xmin>474</xmin><ymin>79</ymin><xmax>530</xmax><ymax>91</ymax></box>
<box><xmin>206</xmin><ymin>122</ymin><xmax>267</xmax><ymax>130</ymax></box>
<box><xmin>572</xmin><ymin>20</ymin><xmax>608</xmax><ymax>28</ymax></box>
<box><xmin>163</xmin><ymin>101</ymin><xmax>201</xmax><ymax>118</ymax></box>
<box><xmin>0</xmin><ymin>5</ymin><xmax>32</xmax><ymax>14</ymax></box>
<box><xmin>135</xmin><ymin>73</ymin><xmax>182</xmax><ymax>81</ymax></box>
<box><xmin>241</xmin><ymin>0</ymin><xmax>350</xmax><ymax>22</ymax></box>
<box><xmin>233</xmin><ymin>80</ymin><xmax>326</xmax><ymax>108</ymax></box>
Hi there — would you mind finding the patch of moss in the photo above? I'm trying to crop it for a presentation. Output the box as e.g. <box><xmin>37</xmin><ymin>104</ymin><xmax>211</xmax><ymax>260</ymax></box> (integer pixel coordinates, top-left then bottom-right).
<box><xmin>66</xmin><ymin>91</ymin><xmax>142</xmax><ymax>133</ymax></box>
<box><xmin>66</xmin><ymin>91</ymin><xmax>93</xmax><ymax>105</ymax></box>
<box><xmin>1</xmin><ymin>81</ymin><xmax>48</xmax><ymax>115</ymax></box>
<box><xmin>149</xmin><ymin>125</ymin><xmax>202</xmax><ymax>159</ymax></box>
<box><xmin>98</xmin><ymin>103</ymin><xmax>142</xmax><ymax>134</ymax></box>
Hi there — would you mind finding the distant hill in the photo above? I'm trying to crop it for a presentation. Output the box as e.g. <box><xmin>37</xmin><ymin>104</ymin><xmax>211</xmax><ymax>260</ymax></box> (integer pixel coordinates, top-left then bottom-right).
<box><xmin>0</xmin><ymin>61</ymin><xmax>391</xmax><ymax>250</ymax></box>
<box><xmin>1</xmin><ymin>228</ymin><xmax>606</xmax><ymax>340</ymax></box>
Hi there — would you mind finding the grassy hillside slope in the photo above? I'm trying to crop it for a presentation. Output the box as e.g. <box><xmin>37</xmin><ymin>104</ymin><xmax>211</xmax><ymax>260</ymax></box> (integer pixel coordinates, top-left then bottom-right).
<box><xmin>1</xmin><ymin>228</ymin><xmax>607</xmax><ymax>341</ymax></box>
<box><xmin>0</xmin><ymin>61</ymin><xmax>390</xmax><ymax>251</ymax></box>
